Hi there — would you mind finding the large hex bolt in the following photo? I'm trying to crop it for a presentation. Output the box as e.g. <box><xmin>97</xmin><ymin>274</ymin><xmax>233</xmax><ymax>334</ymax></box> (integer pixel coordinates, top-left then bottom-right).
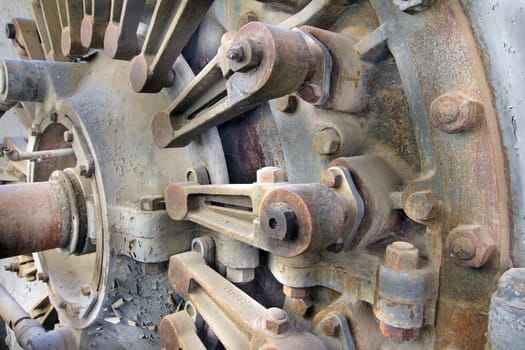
<box><xmin>284</xmin><ymin>286</ymin><xmax>313</xmax><ymax>317</ymax></box>
<box><xmin>319</xmin><ymin>314</ymin><xmax>342</xmax><ymax>337</ymax></box>
<box><xmin>385</xmin><ymin>241</ymin><xmax>419</xmax><ymax>271</ymax></box>
<box><xmin>378</xmin><ymin>241</ymin><xmax>420</xmax><ymax>341</ymax></box>
<box><xmin>403</xmin><ymin>189</ymin><xmax>440</xmax><ymax>224</ymax></box>
<box><xmin>256</xmin><ymin>167</ymin><xmax>285</xmax><ymax>184</ymax></box>
<box><xmin>263</xmin><ymin>308</ymin><xmax>289</xmax><ymax>335</ymax></box>
<box><xmin>312</xmin><ymin>127</ymin><xmax>341</xmax><ymax>155</ymax></box>
<box><xmin>487</xmin><ymin>268</ymin><xmax>525</xmax><ymax>349</ymax></box>
<box><xmin>429</xmin><ymin>91</ymin><xmax>482</xmax><ymax>133</ymax></box>
<box><xmin>445</xmin><ymin>225</ymin><xmax>495</xmax><ymax>268</ymax></box>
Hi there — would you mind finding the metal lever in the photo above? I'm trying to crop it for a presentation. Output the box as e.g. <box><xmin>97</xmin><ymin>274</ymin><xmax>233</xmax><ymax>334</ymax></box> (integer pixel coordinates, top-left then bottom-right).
<box><xmin>81</xmin><ymin>0</ymin><xmax>111</xmax><ymax>48</ymax></box>
<box><xmin>129</xmin><ymin>0</ymin><xmax>214</xmax><ymax>92</ymax></box>
<box><xmin>151</xmin><ymin>22</ymin><xmax>325</xmax><ymax>148</ymax></box>
<box><xmin>104</xmin><ymin>0</ymin><xmax>146</xmax><ymax>59</ymax></box>
<box><xmin>164</xmin><ymin>166</ymin><xmax>364</xmax><ymax>257</ymax></box>
<box><xmin>165</xmin><ymin>251</ymin><xmax>328</xmax><ymax>350</ymax></box>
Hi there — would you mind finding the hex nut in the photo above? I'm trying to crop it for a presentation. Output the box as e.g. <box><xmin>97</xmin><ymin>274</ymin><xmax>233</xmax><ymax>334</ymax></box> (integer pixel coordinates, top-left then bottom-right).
<box><xmin>429</xmin><ymin>91</ymin><xmax>482</xmax><ymax>133</ymax></box>
<box><xmin>283</xmin><ymin>285</ymin><xmax>309</xmax><ymax>299</ymax></box>
<box><xmin>320</xmin><ymin>315</ymin><xmax>341</xmax><ymax>337</ymax></box>
<box><xmin>291</xmin><ymin>297</ymin><xmax>314</xmax><ymax>317</ymax></box>
<box><xmin>229</xmin><ymin>38</ymin><xmax>263</xmax><ymax>73</ymax></box>
<box><xmin>312</xmin><ymin>128</ymin><xmax>341</xmax><ymax>155</ymax></box>
<box><xmin>403</xmin><ymin>189</ymin><xmax>440</xmax><ymax>223</ymax></box>
<box><xmin>445</xmin><ymin>225</ymin><xmax>496</xmax><ymax>268</ymax></box>
<box><xmin>379</xmin><ymin>322</ymin><xmax>416</xmax><ymax>341</ymax></box>
<box><xmin>263</xmin><ymin>307</ymin><xmax>289</xmax><ymax>335</ymax></box>
<box><xmin>226</xmin><ymin>267</ymin><xmax>254</xmax><ymax>283</ymax></box>
<box><xmin>275</xmin><ymin>95</ymin><xmax>298</xmax><ymax>113</ymax></box>
<box><xmin>257</xmin><ymin>167</ymin><xmax>285</xmax><ymax>184</ymax></box>
<box><xmin>385</xmin><ymin>241</ymin><xmax>419</xmax><ymax>271</ymax></box>
<box><xmin>321</xmin><ymin>168</ymin><xmax>343</xmax><ymax>188</ymax></box>
<box><xmin>298</xmin><ymin>83</ymin><xmax>322</xmax><ymax>104</ymax></box>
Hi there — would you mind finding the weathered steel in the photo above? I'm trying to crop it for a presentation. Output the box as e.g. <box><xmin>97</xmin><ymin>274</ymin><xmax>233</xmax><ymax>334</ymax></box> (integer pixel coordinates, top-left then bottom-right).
<box><xmin>129</xmin><ymin>0</ymin><xmax>214</xmax><ymax>92</ymax></box>
<box><xmin>103</xmin><ymin>0</ymin><xmax>145</xmax><ymax>59</ymax></box>
<box><xmin>0</xmin><ymin>181</ymin><xmax>66</xmax><ymax>258</ymax></box>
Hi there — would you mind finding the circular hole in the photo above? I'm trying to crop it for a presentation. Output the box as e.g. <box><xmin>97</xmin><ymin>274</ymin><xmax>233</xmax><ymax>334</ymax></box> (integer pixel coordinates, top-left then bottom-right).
<box><xmin>269</xmin><ymin>218</ymin><xmax>278</xmax><ymax>230</ymax></box>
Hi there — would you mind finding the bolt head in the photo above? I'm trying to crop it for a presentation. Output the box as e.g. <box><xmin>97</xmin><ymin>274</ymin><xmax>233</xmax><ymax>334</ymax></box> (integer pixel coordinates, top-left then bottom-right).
<box><xmin>312</xmin><ymin>128</ymin><xmax>341</xmax><ymax>155</ymax></box>
<box><xmin>379</xmin><ymin>322</ymin><xmax>416</xmax><ymax>341</ymax></box>
<box><xmin>257</xmin><ymin>167</ymin><xmax>285</xmax><ymax>184</ymax></box>
<box><xmin>291</xmin><ymin>297</ymin><xmax>314</xmax><ymax>317</ymax></box>
<box><xmin>321</xmin><ymin>169</ymin><xmax>343</xmax><ymax>188</ymax></box>
<box><xmin>298</xmin><ymin>83</ymin><xmax>323</xmax><ymax>104</ymax></box>
<box><xmin>283</xmin><ymin>285</ymin><xmax>309</xmax><ymax>299</ymax></box>
<box><xmin>403</xmin><ymin>189</ymin><xmax>440</xmax><ymax>223</ymax></box>
<box><xmin>226</xmin><ymin>45</ymin><xmax>244</xmax><ymax>61</ymax></box>
<box><xmin>385</xmin><ymin>241</ymin><xmax>419</xmax><ymax>270</ymax></box>
<box><xmin>320</xmin><ymin>315</ymin><xmax>341</xmax><ymax>337</ymax></box>
<box><xmin>430</xmin><ymin>91</ymin><xmax>482</xmax><ymax>133</ymax></box>
<box><xmin>445</xmin><ymin>225</ymin><xmax>495</xmax><ymax>268</ymax></box>
<box><xmin>275</xmin><ymin>95</ymin><xmax>298</xmax><ymax>113</ymax></box>
<box><xmin>226</xmin><ymin>267</ymin><xmax>254</xmax><ymax>283</ymax></box>
<box><xmin>263</xmin><ymin>308</ymin><xmax>289</xmax><ymax>335</ymax></box>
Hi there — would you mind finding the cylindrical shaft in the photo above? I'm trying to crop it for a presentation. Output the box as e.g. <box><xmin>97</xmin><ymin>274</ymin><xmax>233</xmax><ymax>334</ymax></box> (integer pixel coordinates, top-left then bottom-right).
<box><xmin>0</xmin><ymin>181</ymin><xmax>67</xmax><ymax>259</ymax></box>
<box><xmin>0</xmin><ymin>283</ymin><xmax>29</xmax><ymax>327</ymax></box>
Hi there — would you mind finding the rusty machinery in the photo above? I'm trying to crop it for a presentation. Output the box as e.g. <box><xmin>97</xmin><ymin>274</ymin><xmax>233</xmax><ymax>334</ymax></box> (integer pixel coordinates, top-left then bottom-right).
<box><xmin>0</xmin><ymin>1</ymin><xmax>523</xmax><ymax>349</ymax></box>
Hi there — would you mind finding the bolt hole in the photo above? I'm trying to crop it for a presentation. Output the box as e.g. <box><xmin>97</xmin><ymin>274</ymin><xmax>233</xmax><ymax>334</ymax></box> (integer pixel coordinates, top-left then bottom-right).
<box><xmin>269</xmin><ymin>218</ymin><xmax>278</xmax><ymax>229</ymax></box>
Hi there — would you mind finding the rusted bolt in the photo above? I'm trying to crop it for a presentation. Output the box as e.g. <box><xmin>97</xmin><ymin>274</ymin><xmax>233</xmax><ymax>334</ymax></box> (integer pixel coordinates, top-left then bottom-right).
<box><xmin>5</xmin><ymin>23</ymin><xmax>15</xmax><ymax>40</ymax></box>
<box><xmin>445</xmin><ymin>225</ymin><xmax>495</xmax><ymax>268</ymax></box>
<box><xmin>226</xmin><ymin>45</ymin><xmax>244</xmax><ymax>61</ymax></box>
<box><xmin>283</xmin><ymin>285</ymin><xmax>309</xmax><ymax>299</ymax></box>
<box><xmin>57</xmin><ymin>301</ymin><xmax>67</xmax><ymax>309</ymax></box>
<box><xmin>67</xmin><ymin>303</ymin><xmax>80</xmax><ymax>315</ymax></box>
<box><xmin>291</xmin><ymin>297</ymin><xmax>314</xmax><ymax>317</ymax></box>
<box><xmin>298</xmin><ymin>83</ymin><xmax>323</xmax><ymax>104</ymax></box>
<box><xmin>229</xmin><ymin>39</ymin><xmax>263</xmax><ymax>73</ymax></box>
<box><xmin>379</xmin><ymin>322</ymin><xmax>415</xmax><ymax>341</ymax></box>
<box><xmin>257</xmin><ymin>166</ymin><xmax>285</xmax><ymax>184</ymax></box>
<box><xmin>321</xmin><ymin>168</ymin><xmax>343</xmax><ymax>188</ymax></box>
<box><xmin>80</xmin><ymin>284</ymin><xmax>91</xmax><ymax>296</ymax></box>
<box><xmin>275</xmin><ymin>95</ymin><xmax>298</xmax><ymax>113</ymax></box>
<box><xmin>226</xmin><ymin>267</ymin><xmax>254</xmax><ymax>283</ymax></box>
<box><xmin>63</xmin><ymin>130</ymin><xmax>74</xmax><ymax>142</ymax></box>
<box><xmin>263</xmin><ymin>307</ymin><xmax>289</xmax><ymax>335</ymax></box>
<box><xmin>312</xmin><ymin>128</ymin><xmax>341</xmax><ymax>156</ymax></box>
<box><xmin>403</xmin><ymin>189</ymin><xmax>440</xmax><ymax>223</ymax></box>
<box><xmin>385</xmin><ymin>241</ymin><xmax>419</xmax><ymax>271</ymax></box>
<box><xmin>260</xmin><ymin>203</ymin><xmax>297</xmax><ymax>241</ymax></box>
<box><xmin>320</xmin><ymin>315</ymin><xmax>341</xmax><ymax>337</ymax></box>
<box><xmin>429</xmin><ymin>91</ymin><xmax>482</xmax><ymax>133</ymax></box>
